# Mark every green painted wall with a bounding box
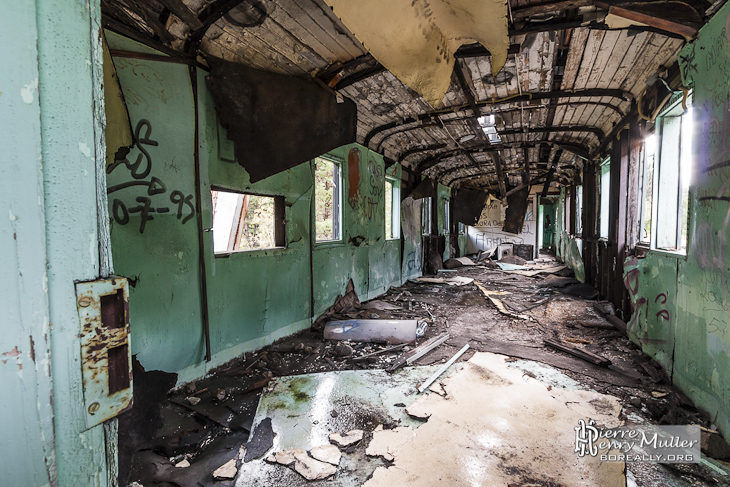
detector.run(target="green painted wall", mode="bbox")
[625,2,730,438]
[105,34,411,384]
[312,146,403,314]
[1,3,56,485]
[1,0,112,485]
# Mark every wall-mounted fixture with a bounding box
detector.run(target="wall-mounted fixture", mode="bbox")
[76,277,133,429]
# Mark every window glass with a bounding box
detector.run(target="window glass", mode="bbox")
[211,191,283,253]
[600,159,610,238]
[655,96,692,252]
[314,157,342,242]
[422,197,432,235]
[385,177,400,239]
[640,135,656,243]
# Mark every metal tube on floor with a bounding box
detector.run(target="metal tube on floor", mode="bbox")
[418,344,470,394]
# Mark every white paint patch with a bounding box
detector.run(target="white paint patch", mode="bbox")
[90,235,96,265]
[8,210,17,221]
[78,142,92,158]
[20,79,38,104]
[178,251,184,259]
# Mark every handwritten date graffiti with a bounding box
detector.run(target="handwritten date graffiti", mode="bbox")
[107,119,195,233]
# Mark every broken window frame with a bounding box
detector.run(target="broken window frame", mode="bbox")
[210,188,286,256]
[599,157,611,239]
[313,156,343,244]
[575,184,583,237]
[650,93,693,254]
[385,176,401,240]
[638,134,657,246]
[443,198,450,235]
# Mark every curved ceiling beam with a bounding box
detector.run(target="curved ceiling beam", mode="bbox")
[375,101,622,152]
[363,88,632,148]
[499,125,605,141]
[447,170,549,189]
[414,139,590,173]
[397,143,449,164]
[441,161,548,184]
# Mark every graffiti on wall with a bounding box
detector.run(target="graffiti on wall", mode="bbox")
[346,148,383,222]
[623,257,670,346]
[107,119,195,233]
[466,196,535,253]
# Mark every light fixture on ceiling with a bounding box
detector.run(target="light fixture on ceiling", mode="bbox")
[459,134,476,143]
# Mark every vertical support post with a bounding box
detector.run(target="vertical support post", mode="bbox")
[609,129,630,314]
[190,65,212,362]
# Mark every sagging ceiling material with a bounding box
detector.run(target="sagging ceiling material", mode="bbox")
[502,186,529,234]
[322,0,509,107]
[205,57,357,183]
[452,188,489,225]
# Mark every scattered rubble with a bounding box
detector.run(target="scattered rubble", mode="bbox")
[117,252,730,487]
[329,429,364,447]
[212,458,238,480]
[309,444,342,465]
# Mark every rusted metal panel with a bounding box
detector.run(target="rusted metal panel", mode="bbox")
[76,277,133,429]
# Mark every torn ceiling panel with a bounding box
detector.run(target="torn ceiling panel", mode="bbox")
[502,186,529,234]
[103,32,133,167]
[322,0,509,107]
[205,57,357,183]
[452,188,489,225]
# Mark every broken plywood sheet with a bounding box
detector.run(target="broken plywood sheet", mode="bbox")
[364,352,625,487]
[474,282,530,320]
[503,265,567,277]
[323,0,509,107]
[414,276,474,286]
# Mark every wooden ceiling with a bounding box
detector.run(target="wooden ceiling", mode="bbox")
[102,0,723,192]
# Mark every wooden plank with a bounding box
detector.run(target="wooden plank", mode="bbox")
[288,0,365,57]
[560,27,590,91]
[601,4,698,39]
[275,0,365,61]
[544,338,612,367]
[625,37,683,97]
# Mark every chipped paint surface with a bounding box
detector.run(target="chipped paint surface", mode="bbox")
[20,78,38,104]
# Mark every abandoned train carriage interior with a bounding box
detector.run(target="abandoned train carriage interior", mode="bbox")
[6,0,730,485]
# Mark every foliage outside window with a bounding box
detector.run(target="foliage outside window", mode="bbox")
[653,95,693,252]
[385,177,401,239]
[314,157,342,242]
[211,190,285,254]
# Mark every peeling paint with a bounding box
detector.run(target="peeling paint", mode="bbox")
[20,78,38,104]
[78,141,92,158]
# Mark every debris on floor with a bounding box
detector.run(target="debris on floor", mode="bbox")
[364,352,625,487]
[323,319,420,344]
[117,252,730,487]
[329,430,363,447]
